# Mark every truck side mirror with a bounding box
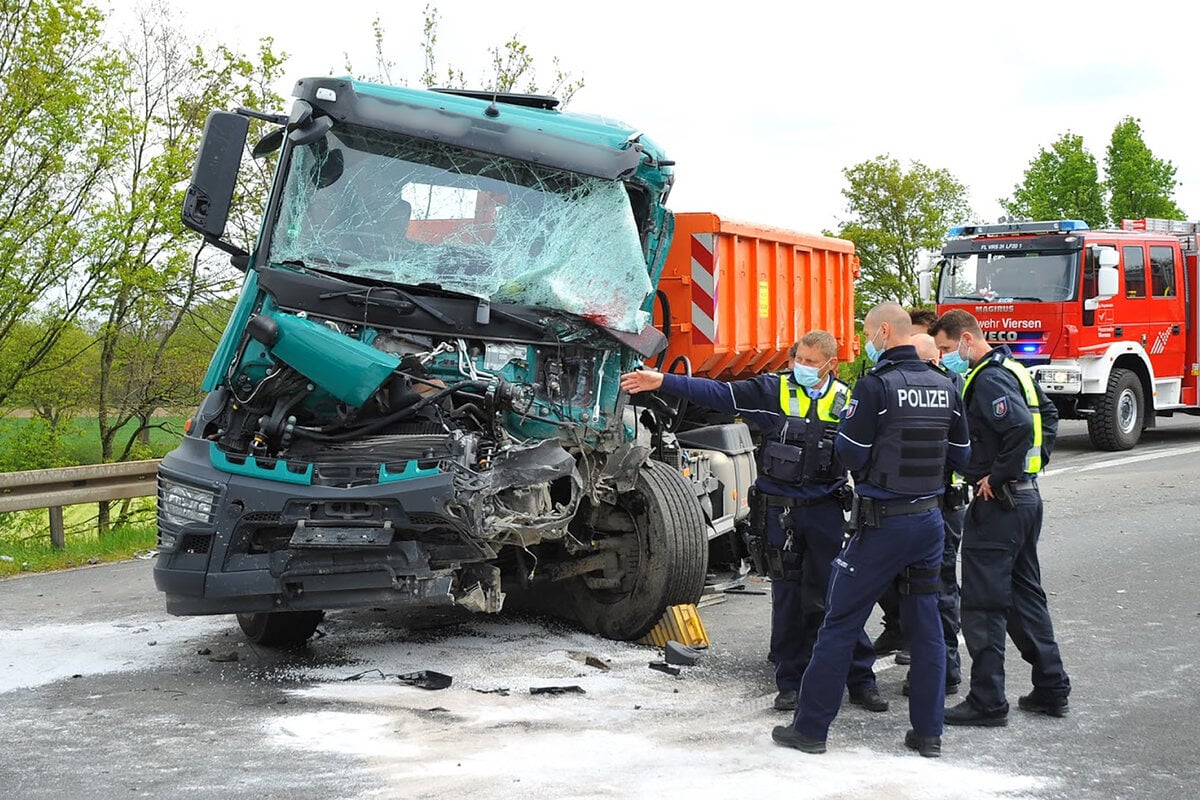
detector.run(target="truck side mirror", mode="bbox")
[182,111,249,257]
[1096,246,1119,269]
[1096,265,1118,299]
[918,270,932,302]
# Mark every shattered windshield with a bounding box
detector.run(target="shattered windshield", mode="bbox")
[939,251,1080,303]
[266,125,653,332]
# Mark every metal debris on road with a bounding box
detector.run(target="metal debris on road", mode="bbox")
[664,641,703,666]
[530,685,586,696]
[397,670,453,690]
[648,662,681,676]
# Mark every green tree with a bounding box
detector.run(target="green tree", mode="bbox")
[1001,132,1107,228]
[0,0,127,406]
[1,319,96,428]
[1105,116,1184,224]
[835,156,973,317]
[84,6,286,476]
[360,5,585,105]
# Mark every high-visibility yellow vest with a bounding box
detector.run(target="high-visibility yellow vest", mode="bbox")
[779,376,848,423]
[963,354,1043,474]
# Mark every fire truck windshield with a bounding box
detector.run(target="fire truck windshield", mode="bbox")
[938,250,1079,303]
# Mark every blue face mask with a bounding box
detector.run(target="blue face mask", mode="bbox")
[793,363,822,387]
[941,341,970,374]
[864,329,884,363]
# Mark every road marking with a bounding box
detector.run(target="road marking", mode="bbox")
[1043,444,1200,478]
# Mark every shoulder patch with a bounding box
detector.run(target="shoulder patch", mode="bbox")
[992,395,1008,418]
[842,398,858,419]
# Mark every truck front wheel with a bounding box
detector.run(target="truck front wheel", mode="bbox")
[1087,368,1144,451]
[236,610,325,647]
[569,460,708,641]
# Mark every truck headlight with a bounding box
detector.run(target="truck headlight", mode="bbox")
[1034,367,1082,393]
[157,478,217,527]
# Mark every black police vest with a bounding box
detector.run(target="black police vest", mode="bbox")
[759,378,849,485]
[861,363,955,495]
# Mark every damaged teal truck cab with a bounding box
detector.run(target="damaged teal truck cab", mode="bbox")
[154,76,722,645]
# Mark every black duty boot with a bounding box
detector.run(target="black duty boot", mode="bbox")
[773,690,797,711]
[1018,691,1069,717]
[944,699,1008,727]
[872,626,907,656]
[904,729,942,758]
[894,649,912,665]
[848,686,890,712]
[772,725,827,754]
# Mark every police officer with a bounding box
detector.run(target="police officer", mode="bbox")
[900,332,967,698]
[772,303,970,758]
[930,309,1070,726]
[873,309,942,662]
[619,331,885,714]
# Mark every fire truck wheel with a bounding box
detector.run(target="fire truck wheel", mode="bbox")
[567,459,709,641]
[236,610,325,647]
[1087,368,1144,451]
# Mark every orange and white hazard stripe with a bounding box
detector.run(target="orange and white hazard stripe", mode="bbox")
[691,233,717,344]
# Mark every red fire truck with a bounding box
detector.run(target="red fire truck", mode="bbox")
[923,217,1200,450]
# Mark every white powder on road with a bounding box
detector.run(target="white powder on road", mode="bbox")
[0,615,231,693]
[261,618,1050,800]
[0,611,1052,798]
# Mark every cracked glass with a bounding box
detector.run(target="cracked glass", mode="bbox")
[267,126,653,332]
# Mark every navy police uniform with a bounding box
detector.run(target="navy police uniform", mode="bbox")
[658,370,879,696]
[879,366,969,691]
[788,345,969,742]
[955,344,1070,716]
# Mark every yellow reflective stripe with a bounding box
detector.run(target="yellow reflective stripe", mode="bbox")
[1002,358,1043,474]
[780,375,804,417]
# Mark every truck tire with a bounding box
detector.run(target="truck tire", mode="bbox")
[1087,368,1144,451]
[236,610,325,647]
[570,460,708,641]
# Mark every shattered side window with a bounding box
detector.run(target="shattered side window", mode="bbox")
[268,126,653,332]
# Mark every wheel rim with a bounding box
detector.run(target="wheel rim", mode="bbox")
[1117,388,1138,434]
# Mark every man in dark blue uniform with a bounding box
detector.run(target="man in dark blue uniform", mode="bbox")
[619,330,885,714]
[931,309,1070,727]
[900,332,967,699]
[772,303,970,758]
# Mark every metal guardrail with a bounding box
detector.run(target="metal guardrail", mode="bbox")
[0,460,161,549]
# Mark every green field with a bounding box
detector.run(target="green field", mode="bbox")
[0,415,180,576]
[0,413,186,470]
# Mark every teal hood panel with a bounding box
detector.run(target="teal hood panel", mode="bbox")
[267,310,399,407]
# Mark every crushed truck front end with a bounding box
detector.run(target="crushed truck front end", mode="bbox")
[154,77,699,644]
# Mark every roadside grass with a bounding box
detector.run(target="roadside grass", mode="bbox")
[0,522,156,578]
[0,500,158,578]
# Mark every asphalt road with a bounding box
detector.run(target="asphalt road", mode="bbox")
[1,418,1198,799]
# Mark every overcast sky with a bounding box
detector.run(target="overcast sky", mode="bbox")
[115,0,1200,235]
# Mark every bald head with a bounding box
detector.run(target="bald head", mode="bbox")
[910,332,939,362]
[863,301,913,354]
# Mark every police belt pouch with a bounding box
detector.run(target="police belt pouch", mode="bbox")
[761,440,805,484]
[942,483,970,510]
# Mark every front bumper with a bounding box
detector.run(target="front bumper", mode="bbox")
[152,436,493,616]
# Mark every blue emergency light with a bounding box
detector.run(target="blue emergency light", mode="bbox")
[946,219,1089,238]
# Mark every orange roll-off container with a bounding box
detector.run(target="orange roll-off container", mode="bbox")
[652,212,860,381]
